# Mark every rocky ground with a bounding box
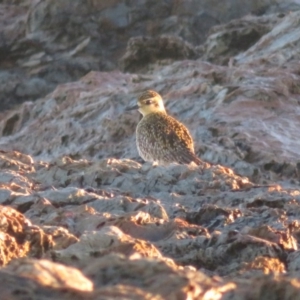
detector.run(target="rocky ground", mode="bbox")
[1,1,300,299]
[1,0,300,110]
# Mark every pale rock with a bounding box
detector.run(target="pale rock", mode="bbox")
[235,10,300,66]
[84,253,225,299]
[37,187,98,206]
[4,258,93,292]
[52,226,163,268]
[202,13,283,64]
[42,226,79,250]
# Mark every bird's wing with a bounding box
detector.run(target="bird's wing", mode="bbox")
[157,115,202,165]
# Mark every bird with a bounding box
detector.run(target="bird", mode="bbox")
[126,90,203,165]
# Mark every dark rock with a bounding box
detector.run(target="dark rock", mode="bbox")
[120,35,199,72]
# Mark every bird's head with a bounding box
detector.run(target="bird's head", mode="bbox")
[126,90,166,116]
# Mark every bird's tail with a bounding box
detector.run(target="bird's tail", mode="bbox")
[190,152,204,166]
[177,148,205,166]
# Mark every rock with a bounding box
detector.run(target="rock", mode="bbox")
[1,3,300,299]
[84,253,226,299]
[0,188,12,203]
[186,204,242,230]
[42,226,78,250]
[287,250,300,274]
[235,10,300,66]
[239,256,286,276]
[51,226,163,268]
[0,205,53,265]
[5,258,93,292]
[2,38,300,180]
[120,35,199,73]
[226,275,300,299]
[0,271,89,300]
[1,1,300,111]
[0,129,299,298]
[201,13,283,65]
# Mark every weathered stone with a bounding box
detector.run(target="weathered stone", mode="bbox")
[0,271,89,300]
[0,188,12,203]
[120,35,199,73]
[1,4,300,299]
[84,253,226,299]
[240,256,286,275]
[5,258,93,292]
[0,206,53,265]
[1,1,299,111]
[42,226,79,250]
[235,10,300,66]
[51,226,163,268]
[202,13,283,65]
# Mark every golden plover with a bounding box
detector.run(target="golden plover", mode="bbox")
[126,90,203,165]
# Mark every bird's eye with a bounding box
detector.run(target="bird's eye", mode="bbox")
[145,100,152,105]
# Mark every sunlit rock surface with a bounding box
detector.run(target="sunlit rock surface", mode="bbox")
[0,150,299,298]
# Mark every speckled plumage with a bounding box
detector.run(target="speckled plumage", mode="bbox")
[129,90,202,165]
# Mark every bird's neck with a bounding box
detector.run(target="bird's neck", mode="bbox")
[140,107,166,117]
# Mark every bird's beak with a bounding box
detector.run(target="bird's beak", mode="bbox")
[125,104,139,111]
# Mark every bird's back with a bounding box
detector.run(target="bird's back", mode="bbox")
[136,112,202,165]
